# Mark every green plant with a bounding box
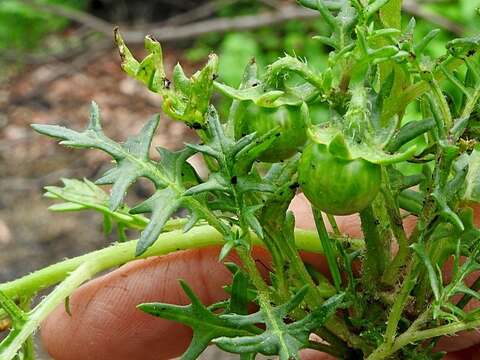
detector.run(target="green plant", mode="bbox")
[1,0,480,359]
[0,0,85,51]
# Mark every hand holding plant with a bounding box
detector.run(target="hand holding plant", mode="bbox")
[39,199,480,359]
[1,0,480,359]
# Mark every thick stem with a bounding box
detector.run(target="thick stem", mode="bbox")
[0,259,107,358]
[0,226,325,359]
[0,226,321,300]
[359,206,386,291]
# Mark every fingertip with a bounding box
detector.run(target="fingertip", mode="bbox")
[41,247,232,360]
[300,348,337,360]
[41,246,274,360]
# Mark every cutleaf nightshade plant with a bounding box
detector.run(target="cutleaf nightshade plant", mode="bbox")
[1,0,480,359]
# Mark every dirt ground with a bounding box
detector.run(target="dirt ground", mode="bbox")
[0,46,197,280]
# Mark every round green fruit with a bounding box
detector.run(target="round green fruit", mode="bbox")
[239,105,307,163]
[298,142,381,215]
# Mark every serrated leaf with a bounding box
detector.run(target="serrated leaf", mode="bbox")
[412,243,441,301]
[139,281,258,360]
[237,175,275,194]
[184,173,228,196]
[34,106,164,211]
[225,263,254,315]
[97,115,160,210]
[44,178,148,230]
[45,178,108,207]
[215,291,345,360]
[32,102,122,158]
[131,187,182,256]
[96,163,140,211]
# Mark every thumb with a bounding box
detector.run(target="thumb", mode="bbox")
[41,246,269,360]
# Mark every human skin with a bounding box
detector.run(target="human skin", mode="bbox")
[41,195,480,359]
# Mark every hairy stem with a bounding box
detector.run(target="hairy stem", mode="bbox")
[359,205,386,291]
[368,314,480,360]
[384,260,418,346]
[381,170,410,286]
[0,226,321,300]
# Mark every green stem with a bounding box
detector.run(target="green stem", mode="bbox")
[359,206,385,291]
[265,56,324,90]
[381,172,410,286]
[384,260,418,347]
[264,225,362,354]
[310,210,371,353]
[0,226,322,300]
[0,225,325,360]
[327,214,341,236]
[0,292,25,323]
[368,315,480,360]
[312,208,342,291]
[0,259,106,358]
[237,247,270,294]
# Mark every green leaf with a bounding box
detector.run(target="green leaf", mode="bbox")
[214,290,345,360]
[379,0,402,30]
[183,173,228,196]
[224,263,255,315]
[46,176,141,222]
[463,148,480,203]
[131,187,182,256]
[411,243,441,301]
[96,114,160,210]
[214,55,320,108]
[33,104,162,211]
[32,102,122,158]
[45,178,109,209]
[34,103,215,254]
[138,281,258,360]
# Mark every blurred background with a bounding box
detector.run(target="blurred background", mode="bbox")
[0,0,478,358]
